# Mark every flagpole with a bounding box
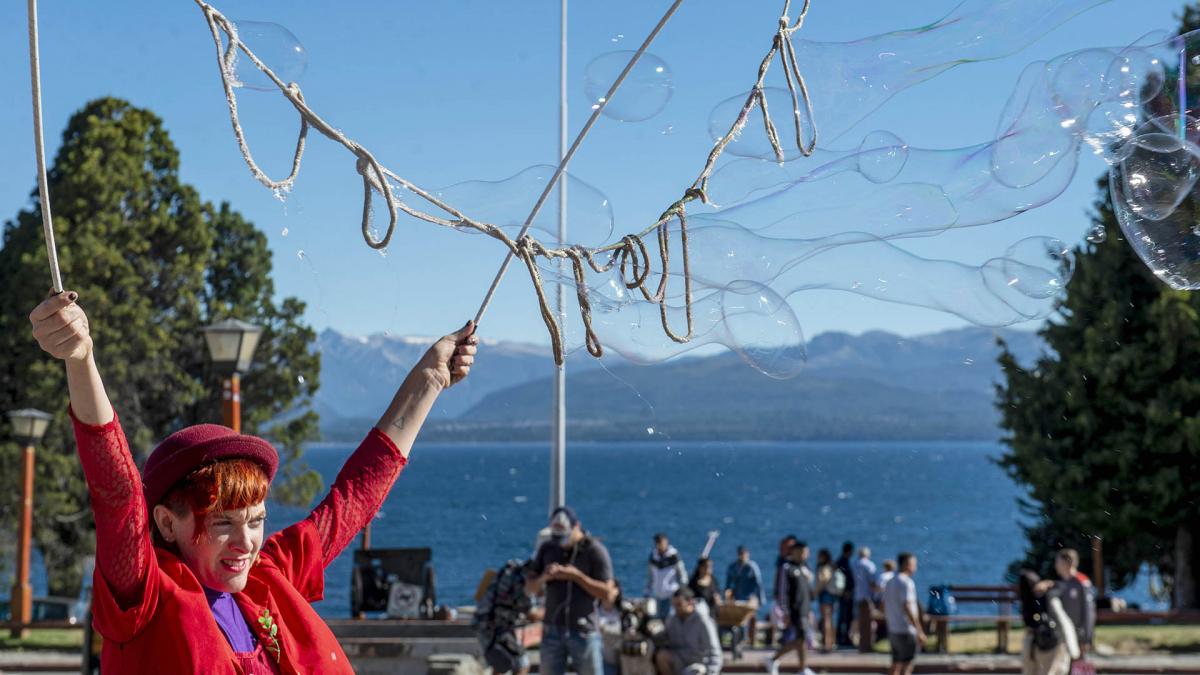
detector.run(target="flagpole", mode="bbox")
[550,0,568,515]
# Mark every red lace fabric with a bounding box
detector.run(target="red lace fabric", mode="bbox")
[71,410,408,609]
[70,409,150,608]
[306,427,407,567]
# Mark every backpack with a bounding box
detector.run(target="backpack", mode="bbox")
[474,560,532,631]
[832,569,847,596]
[926,585,957,615]
[474,560,533,673]
[1033,612,1060,651]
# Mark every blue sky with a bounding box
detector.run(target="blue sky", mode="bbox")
[0,0,1187,346]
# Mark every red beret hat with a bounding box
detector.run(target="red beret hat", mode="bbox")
[142,424,279,508]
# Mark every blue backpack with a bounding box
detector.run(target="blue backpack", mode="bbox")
[927,585,957,615]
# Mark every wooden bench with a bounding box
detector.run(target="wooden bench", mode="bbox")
[927,584,1018,653]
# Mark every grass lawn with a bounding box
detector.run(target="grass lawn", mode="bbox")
[878,624,1200,655]
[0,627,84,651]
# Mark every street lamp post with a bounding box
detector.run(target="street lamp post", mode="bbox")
[7,408,52,639]
[201,319,263,433]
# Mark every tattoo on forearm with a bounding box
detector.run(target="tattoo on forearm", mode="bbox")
[392,415,405,431]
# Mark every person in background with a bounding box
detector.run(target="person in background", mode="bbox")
[1051,549,1095,661]
[688,557,722,613]
[770,535,799,645]
[835,541,856,648]
[766,541,816,675]
[648,533,689,620]
[883,553,925,675]
[876,559,897,640]
[598,580,628,675]
[1018,569,1076,675]
[475,560,535,675]
[725,545,765,646]
[656,588,722,675]
[813,549,838,652]
[851,547,878,653]
[527,507,617,675]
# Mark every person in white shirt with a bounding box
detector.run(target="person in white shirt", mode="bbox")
[875,559,896,638]
[851,547,878,653]
[882,553,925,675]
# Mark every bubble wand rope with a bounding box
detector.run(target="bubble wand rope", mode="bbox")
[27,0,64,294]
[472,0,688,327]
[194,0,815,365]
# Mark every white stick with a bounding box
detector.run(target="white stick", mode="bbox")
[473,0,687,325]
[27,0,63,294]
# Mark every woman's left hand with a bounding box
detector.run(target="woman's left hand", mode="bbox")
[419,321,479,388]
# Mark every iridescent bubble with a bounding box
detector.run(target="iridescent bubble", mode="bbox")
[433,165,614,247]
[583,51,673,123]
[998,237,1074,299]
[708,87,814,161]
[230,20,308,91]
[1115,126,1200,221]
[571,279,805,379]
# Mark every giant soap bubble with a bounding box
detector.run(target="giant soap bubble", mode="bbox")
[563,278,806,379]
[584,51,674,122]
[433,165,615,247]
[228,20,308,91]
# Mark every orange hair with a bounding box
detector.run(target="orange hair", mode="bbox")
[154,458,269,545]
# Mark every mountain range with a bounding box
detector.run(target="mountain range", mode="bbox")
[314,326,1044,442]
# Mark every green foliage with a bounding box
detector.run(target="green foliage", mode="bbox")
[996,176,1200,607]
[0,98,321,595]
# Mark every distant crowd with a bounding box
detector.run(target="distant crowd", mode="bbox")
[474,507,1098,675]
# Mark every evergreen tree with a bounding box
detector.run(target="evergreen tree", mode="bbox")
[0,98,321,595]
[997,184,1200,608]
[998,5,1200,610]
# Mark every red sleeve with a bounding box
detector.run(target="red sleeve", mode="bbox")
[70,408,152,610]
[259,519,326,601]
[307,428,407,567]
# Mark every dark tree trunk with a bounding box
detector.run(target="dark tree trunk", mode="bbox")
[1175,523,1200,610]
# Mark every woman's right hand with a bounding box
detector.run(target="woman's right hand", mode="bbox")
[30,290,93,362]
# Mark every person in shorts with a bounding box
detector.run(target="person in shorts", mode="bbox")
[883,552,926,675]
[766,542,816,675]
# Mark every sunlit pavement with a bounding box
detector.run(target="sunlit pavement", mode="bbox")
[713,647,1200,674]
[6,648,1200,674]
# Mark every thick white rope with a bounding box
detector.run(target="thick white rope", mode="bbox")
[194,0,816,364]
[27,0,63,294]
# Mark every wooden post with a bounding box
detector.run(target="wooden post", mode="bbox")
[11,444,35,639]
[1093,537,1105,597]
[222,372,241,433]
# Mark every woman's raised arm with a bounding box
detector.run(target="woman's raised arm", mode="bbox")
[31,291,113,424]
[307,321,478,566]
[31,292,147,607]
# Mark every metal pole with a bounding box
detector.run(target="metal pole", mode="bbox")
[11,443,35,639]
[550,0,568,515]
[222,373,242,433]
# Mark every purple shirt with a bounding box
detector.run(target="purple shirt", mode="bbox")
[203,587,257,654]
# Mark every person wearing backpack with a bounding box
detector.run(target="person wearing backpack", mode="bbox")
[813,549,842,652]
[1018,570,1079,675]
[474,560,535,675]
[765,541,816,675]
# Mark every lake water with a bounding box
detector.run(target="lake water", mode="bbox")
[263,439,1159,617]
[29,439,1159,615]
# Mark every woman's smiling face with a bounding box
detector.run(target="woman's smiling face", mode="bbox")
[160,503,268,592]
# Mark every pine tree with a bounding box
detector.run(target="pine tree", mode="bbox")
[0,98,321,595]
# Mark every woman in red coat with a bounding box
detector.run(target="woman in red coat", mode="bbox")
[29,291,478,673]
